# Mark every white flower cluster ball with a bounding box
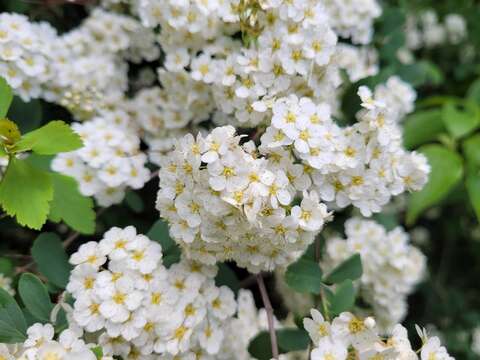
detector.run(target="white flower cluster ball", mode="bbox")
[52,117,150,206]
[303,309,454,360]
[261,80,428,217]
[323,217,426,329]
[156,125,332,272]
[323,0,382,44]
[0,272,14,296]
[405,10,467,51]
[336,44,379,83]
[0,9,159,113]
[220,289,281,360]
[0,13,52,101]
[371,76,417,122]
[4,323,100,360]
[67,226,237,359]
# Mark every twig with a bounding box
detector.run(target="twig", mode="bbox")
[256,273,279,359]
[149,170,159,181]
[239,274,257,288]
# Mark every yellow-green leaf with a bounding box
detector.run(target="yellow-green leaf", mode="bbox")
[0,77,13,118]
[14,121,83,155]
[49,174,95,234]
[0,157,53,229]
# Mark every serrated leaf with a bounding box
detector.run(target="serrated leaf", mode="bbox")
[403,109,445,149]
[31,233,72,289]
[49,174,95,234]
[285,258,322,294]
[323,254,362,285]
[326,279,356,316]
[406,145,463,225]
[442,102,479,139]
[466,174,480,222]
[14,120,83,155]
[0,288,27,343]
[18,273,54,323]
[0,77,13,118]
[0,157,53,229]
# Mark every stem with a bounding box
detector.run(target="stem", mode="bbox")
[256,273,279,359]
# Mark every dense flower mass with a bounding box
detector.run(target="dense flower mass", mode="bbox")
[323,218,426,329]
[156,125,332,272]
[303,310,454,360]
[67,226,237,358]
[52,118,150,206]
[0,323,100,359]
[1,0,469,357]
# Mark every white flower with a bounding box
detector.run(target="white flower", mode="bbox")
[303,309,332,346]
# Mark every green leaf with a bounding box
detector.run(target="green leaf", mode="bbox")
[147,220,180,268]
[403,109,445,149]
[0,157,53,229]
[14,120,83,155]
[18,273,54,323]
[406,145,464,225]
[372,213,398,231]
[467,78,480,105]
[285,258,322,294]
[7,97,42,133]
[0,287,27,343]
[125,190,144,213]
[466,174,480,222]
[0,258,13,277]
[215,263,240,295]
[323,254,362,285]
[326,279,356,316]
[31,233,72,289]
[277,328,310,352]
[0,77,13,118]
[463,134,480,169]
[248,329,310,360]
[397,61,443,87]
[442,102,480,139]
[49,174,95,234]
[92,346,104,359]
[248,331,274,360]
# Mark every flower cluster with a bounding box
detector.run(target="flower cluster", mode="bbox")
[261,79,428,217]
[156,125,332,272]
[52,117,150,206]
[220,289,280,359]
[67,226,237,358]
[405,11,467,51]
[323,217,426,329]
[0,13,51,101]
[323,0,382,44]
[0,9,158,114]
[304,310,454,360]
[0,323,101,360]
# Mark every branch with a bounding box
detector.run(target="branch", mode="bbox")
[256,273,279,359]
